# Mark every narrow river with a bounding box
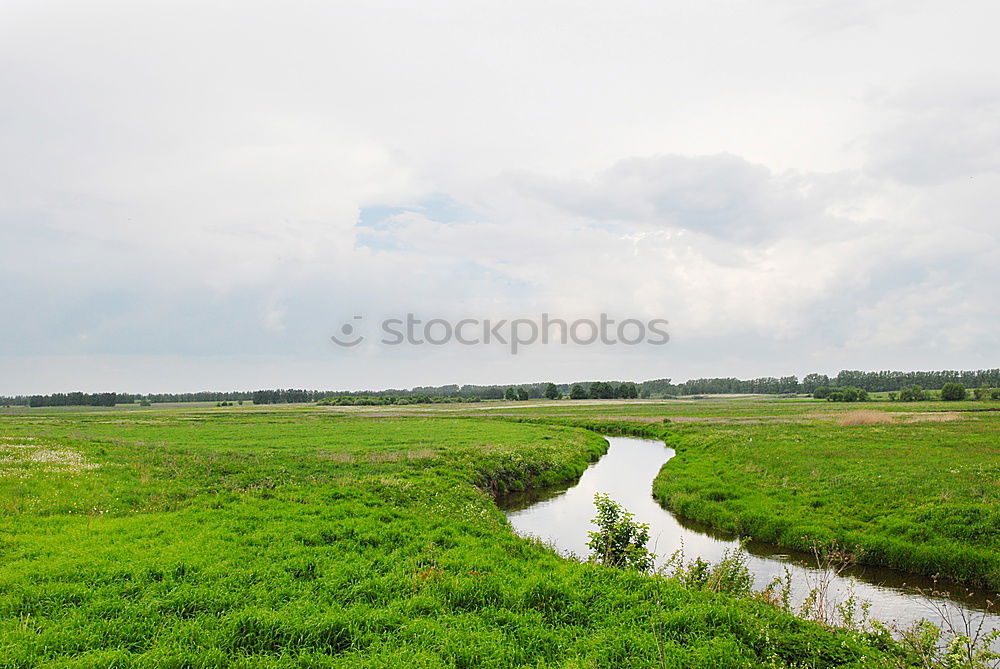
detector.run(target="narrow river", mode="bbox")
[500,436,999,640]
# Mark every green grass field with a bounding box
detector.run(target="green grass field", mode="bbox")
[3,399,999,666]
[0,408,907,668]
[651,411,1000,590]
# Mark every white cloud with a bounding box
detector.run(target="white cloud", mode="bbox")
[1,0,998,393]
[865,81,1000,185]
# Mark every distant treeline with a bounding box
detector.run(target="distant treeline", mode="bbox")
[250,389,329,405]
[19,392,120,408]
[821,369,1000,392]
[0,390,255,407]
[673,369,1000,395]
[673,376,802,395]
[3,368,997,407]
[317,395,474,406]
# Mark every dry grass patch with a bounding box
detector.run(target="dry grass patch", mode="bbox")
[317,451,355,463]
[367,449,437,463]
[836,410,895,426]
[899,412,964,424]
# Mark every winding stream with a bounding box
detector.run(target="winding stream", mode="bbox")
[500,436,998,639]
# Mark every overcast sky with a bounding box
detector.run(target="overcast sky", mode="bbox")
[2,0,998,394]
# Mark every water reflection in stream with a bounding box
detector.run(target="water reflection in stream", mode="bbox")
[500,436,998,639]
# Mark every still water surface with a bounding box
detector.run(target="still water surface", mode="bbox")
[500,436,998,638]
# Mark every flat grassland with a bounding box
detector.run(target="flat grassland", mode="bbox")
[0,409,898,668]
[653,414,1000,590]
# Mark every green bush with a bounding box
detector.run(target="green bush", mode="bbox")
[940,383,966,401]
[825,387,868,402]
[586,493,654,572]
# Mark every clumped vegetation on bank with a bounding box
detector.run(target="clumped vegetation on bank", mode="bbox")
[0,409,910,667]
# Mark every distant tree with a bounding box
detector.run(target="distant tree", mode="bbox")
[940,383,966,401]
[516,387,529,401]
[589,382,615,400]
[638,378,673,398]
[812,386,833,400]
[777,376,801,393]
[569,384,588,400]
[617,382,639,399]
[899,386,926,402]
[504,387,517,401]
[544,383,560,400]
[802,373,831,394]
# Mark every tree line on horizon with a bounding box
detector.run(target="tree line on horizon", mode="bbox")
[17,392,120,408]
[3,368,998,407]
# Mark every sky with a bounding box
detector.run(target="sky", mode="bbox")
[1,0,998,394]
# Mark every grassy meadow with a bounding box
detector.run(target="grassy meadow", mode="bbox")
[0,408,906,668]
[0,397,997,666]
[651,411,1000,590]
